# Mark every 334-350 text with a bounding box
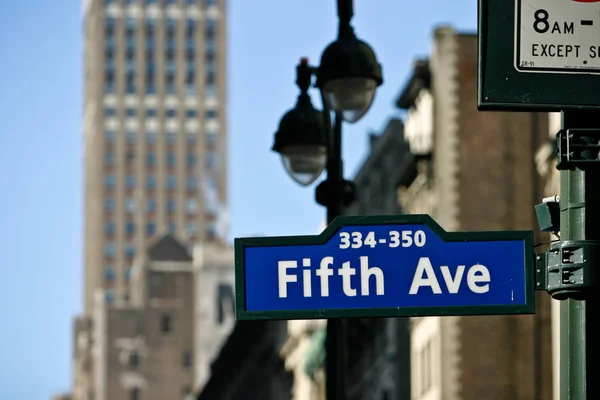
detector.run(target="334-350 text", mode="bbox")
[339,230,426,249]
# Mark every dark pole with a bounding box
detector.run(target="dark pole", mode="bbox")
[321,90,346,399]
[559,110,600,399]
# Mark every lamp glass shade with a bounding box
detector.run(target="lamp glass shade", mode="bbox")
[280,144,327,186]
[323,77,377,123]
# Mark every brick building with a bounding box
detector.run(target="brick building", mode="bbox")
[397,26,553,400]
[72,235,234,400]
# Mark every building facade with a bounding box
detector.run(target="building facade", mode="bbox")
[82,0,228,313]
[397,27,553,400]
[197,321,293,400]
[72,235,235,400]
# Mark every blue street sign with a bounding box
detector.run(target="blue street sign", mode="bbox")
[234,215,536,320]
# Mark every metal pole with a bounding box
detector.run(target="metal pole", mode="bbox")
[323,106,346,400]
[559,110,600,400]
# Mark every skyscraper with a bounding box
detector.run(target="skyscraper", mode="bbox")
[82,0,227,313]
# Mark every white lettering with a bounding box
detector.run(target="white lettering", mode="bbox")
[440,265,465,294]
[409,257,442,295]
[316,256,334,297]
[302,258,312,297]
[467,264,491,294]
[278,261,297,298]
[360,256,385,296]
[338,261,357,297]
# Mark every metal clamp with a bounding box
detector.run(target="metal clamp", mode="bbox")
[556,128,600,170]
[544,240,600,300]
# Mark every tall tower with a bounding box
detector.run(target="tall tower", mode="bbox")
[82,0,227,312]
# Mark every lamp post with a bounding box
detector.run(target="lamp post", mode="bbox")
[272,1,383,398]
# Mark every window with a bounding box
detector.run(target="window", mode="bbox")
[147,131,157,144]
[216,284,234,324]
[186,0,195,5]
[105,107,117,117]
[186,133,196,145]
[205,0,216,6]
[126,17,137,31]
[146,108,157,117]
[105,220,116,235]
[182,350,192,368]
[205,18,216,37]
[186,221,197,236]
[206,153,218,169]
[418,340,433,396]
[205,83,217,98]
[186,109,197,118]
[146,176,156,190]
[125,198,136,213]
[160,314,172,333]
[167,152,176,167]
[129,388,140,400]
[166,132,177,145]
[146,153,156,167]
[186,154,196,167]
[106,130,117,143]
[167,199,176,213]
[146,81,156,94]
[186,19,196,35]
[126,243,136,258]
[125,267,133,282]
[186,198,197,214]
[147,221,156,236]
[105,153,115,167]
[146,198,156,211]
[146,0,156,4]
[166,109,177,118]
[105,175,116,189]
[206,131,218,147]
[105,266,116,283]
[126,74,136,94]
[126,175,136,189]
[186,176,196,190]
[166,74,176,94]
[126,221,135,235]
[206,221,217,239]
[167,175,176,189]
[126,59,136,74]
[105,243,117,258]
[206,109,218,119]
[168,221,176,233]
[205,38,216,55]
[106,290,116,303]
[126,131,136,144]
[129,352,140,368]
[105,78,116,94]
[126,0,136,5]
[186,83,196,96]
[105,198,116,212]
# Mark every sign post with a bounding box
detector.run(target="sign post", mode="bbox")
[480,0,600,398]
[234,215,536,321]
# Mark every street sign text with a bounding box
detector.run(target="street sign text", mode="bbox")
[516,0,600,74]
[234,215,535,320]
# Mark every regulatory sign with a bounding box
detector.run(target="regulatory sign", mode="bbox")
[516,0,600,74]
[234,215,535,320]
[478,0,600,110]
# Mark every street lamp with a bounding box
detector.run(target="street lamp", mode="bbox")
[315,0,383,123]
[273,59,328,186]
[271,1,383,399]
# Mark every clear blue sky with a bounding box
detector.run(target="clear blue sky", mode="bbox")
[0,1,476,398]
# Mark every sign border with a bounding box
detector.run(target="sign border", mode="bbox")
[514,0,600,75]
[234,214,536,321]
[478,0,600,111]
